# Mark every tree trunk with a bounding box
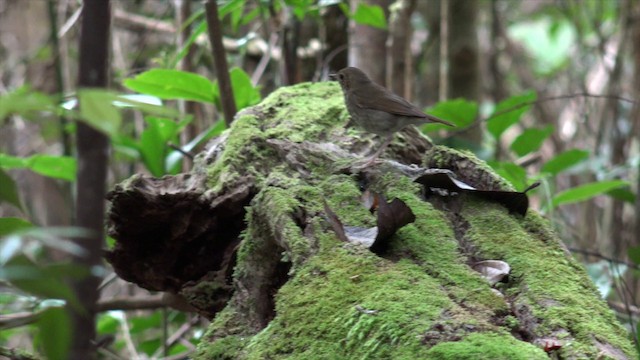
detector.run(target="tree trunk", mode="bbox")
[72,1,111,359]
[448,0,482,146]
[106,82,636,359]
[348,0,392,85]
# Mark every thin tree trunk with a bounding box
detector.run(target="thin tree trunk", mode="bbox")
[204,0,236,126]
[448,0,481,145]
[348,0,392,85]
[386,0,416,99]
[71,0,111,358]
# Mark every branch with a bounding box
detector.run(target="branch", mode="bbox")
[204,0,236,126]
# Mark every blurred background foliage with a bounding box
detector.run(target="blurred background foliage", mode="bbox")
[0,0,638,358]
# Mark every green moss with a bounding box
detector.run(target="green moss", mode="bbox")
[243,232,453,359]
[195,82,637,359]
[463,199,636,358]
[425,332,547,359]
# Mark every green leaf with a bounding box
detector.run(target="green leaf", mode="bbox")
[229,67,262,110]
[37,307,71,360]
[552,180,628,207]
[541,149,589,175]
[352,3,387,29]
[0,168,23,210]
[139,117,180,176]
[423,98,478,131]
[0,217,32,237]
[114,94,181,118]
[97,313,120,335]
[487,91,537,139]
[123,69,217,103]
[29,155,77,181]
[607,187,636,204]
[510,125,554,157]
[488,161,528,191]
[78,89,122,136]
[0,154,76,181]
[0,86,55,122]
[628,246,640,265]
[2,255,82,309]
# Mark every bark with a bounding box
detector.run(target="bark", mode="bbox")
[386,0,416,99]
[106,82,636,359]
[348,0,392,85]
[447,0,482,145]
[72,1,111,359]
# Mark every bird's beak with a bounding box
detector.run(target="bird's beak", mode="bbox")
[329,73,338,80]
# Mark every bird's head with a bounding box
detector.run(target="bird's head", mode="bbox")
[329,67,372,92]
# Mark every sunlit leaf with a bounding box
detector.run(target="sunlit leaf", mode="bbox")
[424,98,478,131]
[510,125,554,157]
[0,86,55,122]
[352,3,387,29]
[488,161,528,192]
[541,149,589,175]
[37,307,71,360]
[229,67,261,110]
[487,91,537,140]
[124,69,217,103]
[0,154,76,181]
[552,180,628,207]
[78,89,122,136]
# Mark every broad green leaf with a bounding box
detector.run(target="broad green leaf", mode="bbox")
[607,187,636,204]
[0,86,55,122]
[552,180,628,207]
[114,95,181,118]
[0,168,22,210]
[78,89,122,136]
[0,217,32,237]
[423,98,478,131]
[139,117,180,176]
[352,3,387,29]
[2,255,82,309]
[487,91,537,139]
[488,161,528,191]
[37,307,71,360]
[0,154,76,181]
[229,67,262,110]
[130,312,162,334]
[29,155,76,181]
[97,314,120,335]
[510,125,554,157]
[124,69,217,103]
[541,149,589,175]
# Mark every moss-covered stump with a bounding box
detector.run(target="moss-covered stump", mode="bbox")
[106,81,636,359]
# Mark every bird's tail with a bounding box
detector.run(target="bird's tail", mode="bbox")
[424,113,455,127]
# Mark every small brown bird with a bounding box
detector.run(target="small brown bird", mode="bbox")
[330,67,454,162]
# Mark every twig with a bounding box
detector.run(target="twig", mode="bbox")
[568,247,640,270]
[204,0,236,126]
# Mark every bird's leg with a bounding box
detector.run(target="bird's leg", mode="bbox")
[361,135,393,166]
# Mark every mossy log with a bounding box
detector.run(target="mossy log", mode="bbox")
[106,82,637,359]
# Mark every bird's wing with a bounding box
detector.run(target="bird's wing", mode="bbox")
[353,83,453,126]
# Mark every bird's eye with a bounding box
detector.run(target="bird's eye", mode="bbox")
[339,74,344,80]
